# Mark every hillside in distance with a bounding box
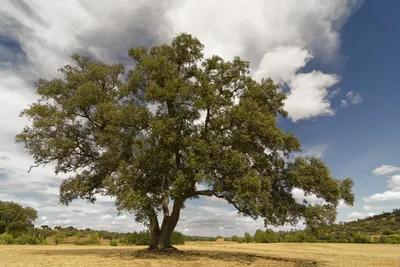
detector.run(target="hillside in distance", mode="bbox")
[332,209,400,236]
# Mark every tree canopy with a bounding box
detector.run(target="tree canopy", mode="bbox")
[16,33,354,249]
[0,201,37,237]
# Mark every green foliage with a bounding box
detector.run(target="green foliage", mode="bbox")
[170,231,185,245]
[265,229,277,243]
[16,235,43,245]
[0,233,43,245]
[231,235,239,242]
[253,229,277,243]
[88,232,100,244]
[351,232,372,243]
[0,233,15,244]
[110,239,118,246]
[244,232,253,243]
[16,33,354,248]
[0,220,6,234]
[6,221,30,238]
[0,201,37,236]
[253,229,266,243]
[53,232,65,245]
[134,231,151,246]
[389,234,400,244]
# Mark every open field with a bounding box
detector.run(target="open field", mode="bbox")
[1,243,400,267]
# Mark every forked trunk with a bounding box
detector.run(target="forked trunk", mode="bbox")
[148,199,182,250]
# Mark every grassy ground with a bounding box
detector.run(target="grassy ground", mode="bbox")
[0,242,400,267]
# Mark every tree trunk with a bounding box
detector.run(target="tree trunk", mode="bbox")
[148,207,160,250]
[148,199,183,250]
[157,217,179,250]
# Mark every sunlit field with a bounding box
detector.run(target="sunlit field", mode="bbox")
[1,242,400,267]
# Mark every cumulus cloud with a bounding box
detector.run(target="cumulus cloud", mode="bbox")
[341,91,363,107]
[167,0,360,122]
[0,0,363,234]
[372,165,400,176]
[364,173,400,202]
[284,71,339,122]
[253,46,312,84]
[364,191,400,203]
[291,189,351,208]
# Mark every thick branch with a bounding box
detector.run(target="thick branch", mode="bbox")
[149,207,160,234]
[162,197,169,217]
[194,190,214,196]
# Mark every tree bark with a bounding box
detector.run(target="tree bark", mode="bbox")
[148,208,160,250]
[148,199,183,250]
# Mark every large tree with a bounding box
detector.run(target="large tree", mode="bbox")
[16,33,354,250]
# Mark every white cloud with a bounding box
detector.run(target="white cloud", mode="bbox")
[183,228,190,233]
[115,214,127,221]
[341,91,363,107]
[372,165,400,176]
[253,46,312,84]
[292,188,326,206]
[101,215,113,220]
[0,0,363,235]
[348,211,364,219]
[367,212,374,217]
[195,182,209,191]
[53,219,72,225]
[364,173,400,203]
[364,191,400,203]
[338,199,352,209]
[41,216,47,221]
[389,175,400,188]
[363,205,388,211]
[284,70,339,122]
[166,0,361,122]
[295,144,328,158]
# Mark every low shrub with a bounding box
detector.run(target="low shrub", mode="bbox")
[110,239,118,246]
[170,231,185,245]
[0,233,15,244]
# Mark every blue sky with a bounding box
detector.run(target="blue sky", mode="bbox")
[0,0,399,236]
[282,0,400,220]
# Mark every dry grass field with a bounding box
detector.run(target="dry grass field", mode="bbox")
[0,242,399,267]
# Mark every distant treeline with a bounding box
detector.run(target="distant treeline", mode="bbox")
[1,200,400,245]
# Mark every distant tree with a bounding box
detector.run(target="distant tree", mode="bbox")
[88,232,100,244]
[244,232,253,243]
[41,225,50,230]
[254,229,267,243]
[53,232,65,245]
[16,33,354,250]
[264,229,277,243]
[231,235,239,242]
[170,231,185,245]
[0,201,37,236]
